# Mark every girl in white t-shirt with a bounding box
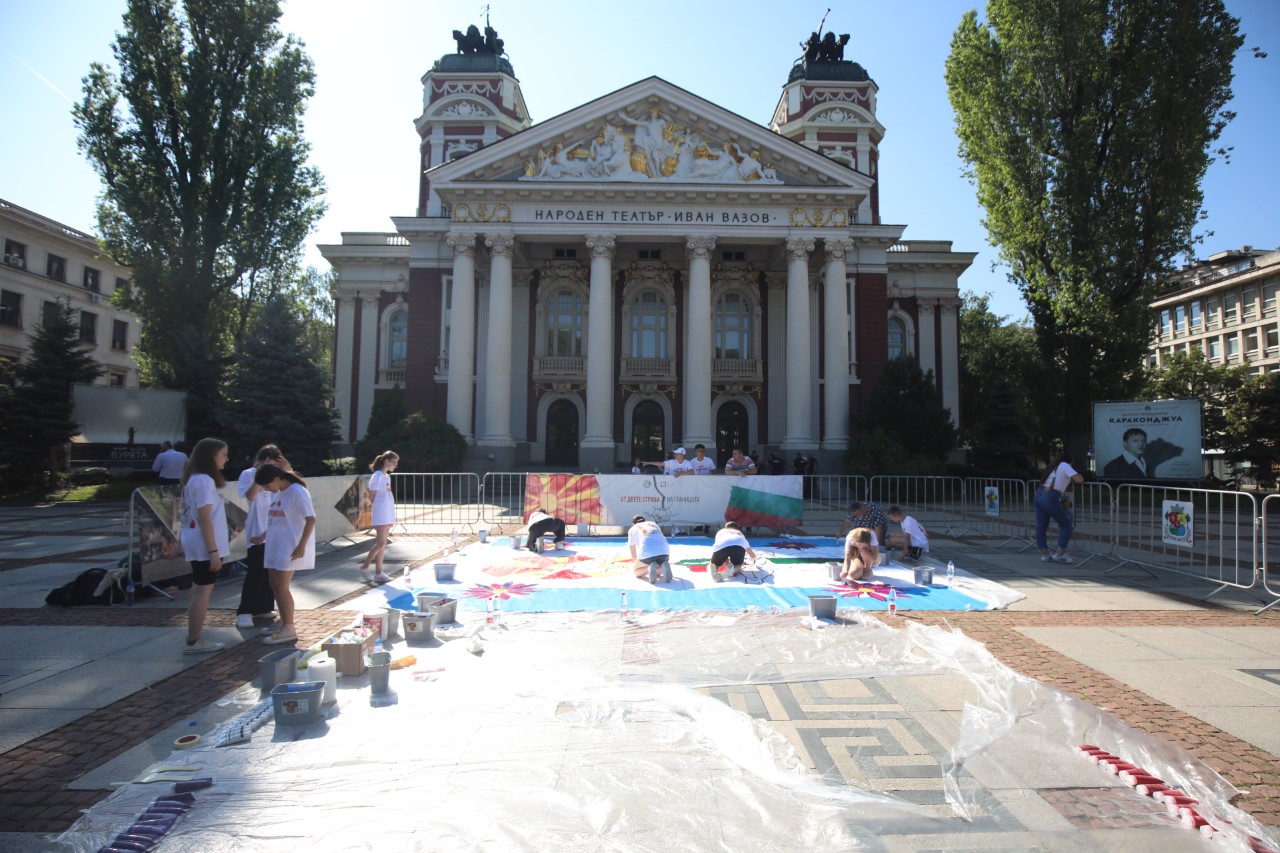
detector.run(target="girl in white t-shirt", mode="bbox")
[255,464,317,645]
[359,450,398,585]
[842,527,880,583]
[179,438,231,655]
[1036,452,1085,563]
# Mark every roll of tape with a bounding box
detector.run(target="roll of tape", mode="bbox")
[174,734,200,750]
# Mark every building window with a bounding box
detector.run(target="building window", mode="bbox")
[387,308,407,368]
[112,319,128,352]
[3,239,26,268]
[1189,300,1202,328]
[1160,309,1171,336]
[630,291,668,358]
[1224,292,1238,322]
[109,372,126,388]
[42,300,60,327]
[79,311,97,345]
[638,249,662,260]
[0,290,20,328]
[47,254,66,282]
[720,250,745,262]
[888,317,907,360]
[1243,286,1257,320]
[83,267,101,293]
[545,289,584,356]
[1261,283,1276,317]
[1226,333,1239,359]
[1266,325,1279,355]
[552,248,578,260]
[1174,304,1186,333]
[1206,296,1219,327]
[713,291,751,359]
[115,276,130,296]
[1207,338,1221,361]
[1246,328,1259,355]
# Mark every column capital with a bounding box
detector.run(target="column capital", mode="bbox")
[585,234,616,259]
[334,293,356,308]
[824,238,854,261]
[785,237,815,260]
[685,236,717,260]
[484,233,515,257]
[918,298,937,315]
[447,231,478,257]
[939,298,961,315]
[360,293,382,308]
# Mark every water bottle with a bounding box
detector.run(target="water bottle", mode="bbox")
[451,528,459,547]
[492,596,502,626]
[374,637,384,656]
[946,561,956,583]
[124,578,135,607]
[887,587,898,616]
[620,591,628,621]
[486,598,495,625]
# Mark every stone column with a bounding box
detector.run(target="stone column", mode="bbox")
[333,294,356,441]
[357,293,381,440]
[684,236,716,449]
[582,235,616,465]
[917,299,937,379]
[784,238,815,448]
[939,298,960,428]
[822,239,853,450]
[479,233,515,448]
[445,232,477,442]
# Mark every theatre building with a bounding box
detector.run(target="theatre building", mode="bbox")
[320,27,975,473]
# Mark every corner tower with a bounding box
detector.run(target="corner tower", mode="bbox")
[770,31,884,225]
[415,21,531,217]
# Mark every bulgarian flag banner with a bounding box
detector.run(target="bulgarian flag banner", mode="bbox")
[724,478,804,528]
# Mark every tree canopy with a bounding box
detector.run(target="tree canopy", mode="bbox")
[945,0,1244,461]
[74,0,325,436]
[1138,349,1249,451]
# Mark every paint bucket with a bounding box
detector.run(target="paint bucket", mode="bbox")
[478,529,488,543]
[384,607,401,638]
[827,561,842,581]
[271,681,324,725]
[306,655,337,704]
[807,595,838,620]
[259,648,301,692]
[368,651,392,694]
[424,596,458,624]
[511,536,521,550]
[433,562,456,583]
[362,608,390,640]
[402,611,436,646]
[912,566,934,586]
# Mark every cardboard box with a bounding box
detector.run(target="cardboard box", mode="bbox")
[321,633,376,676]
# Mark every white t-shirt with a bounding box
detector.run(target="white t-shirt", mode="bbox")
[180,474,229,561]
[628,521,669,561]
[528,509,552,526]
[712,528,750,550]
[899,516,929,551]
[689,456,717,475]
[844,529,879,549]
[369,469,395,526]
[663,458,694,477]
[238,467,270,542]
[1045,461,1080,493]
[265,482,317,571]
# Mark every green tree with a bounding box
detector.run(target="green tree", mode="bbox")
[74,0,326,436]
[945,0,1244,462]
[353,385,408,467]
[361,411,467,474]
[846,357,955,475]
[0,301,103,488]
[1222,372,1280,489]
[959,292,1046,457]
[968,377,1035,478]
[1138,349,1249,452]
[220,295,337,474]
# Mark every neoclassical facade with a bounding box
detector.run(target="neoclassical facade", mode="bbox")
[320,31,974,472]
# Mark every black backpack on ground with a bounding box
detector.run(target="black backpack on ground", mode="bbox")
[44,567,126,607]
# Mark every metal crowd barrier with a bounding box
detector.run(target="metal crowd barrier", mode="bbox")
[391,473,482,532]
[802,475,868,534]
[1260,494,1280,614]
[955,477,1032,547]
[1111,485,1259,602]
[867,476,966,537]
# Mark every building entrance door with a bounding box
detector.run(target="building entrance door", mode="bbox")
[715,402,749,468]
[630,400,664,463]
[546,399,579,468]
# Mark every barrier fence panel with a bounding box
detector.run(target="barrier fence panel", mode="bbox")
[1022,479,1117,565]
[391,473,482,531]
[802,475,867,534]
[1112,485,1258,599]
[867,476,966,537]
[1260,494,1280,614]
[480,473,529,529]
[956,477,1033,546]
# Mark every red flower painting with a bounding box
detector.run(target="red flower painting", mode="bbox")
[826,582,910,603]
[463,582,539,601]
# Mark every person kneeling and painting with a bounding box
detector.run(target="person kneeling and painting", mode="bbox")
[525,508,567,552]
[627,515,671,583]
[842,527,880,583]
[707,522,758,582]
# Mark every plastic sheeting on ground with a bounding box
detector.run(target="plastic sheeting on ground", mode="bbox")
[52,612,1276,852]
[348,536,1025,614]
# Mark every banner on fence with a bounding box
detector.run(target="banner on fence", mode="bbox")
[1161,500,1194,547]
[1092,399,1203,480]
[521,474,804,527]
[983,486,1000,517]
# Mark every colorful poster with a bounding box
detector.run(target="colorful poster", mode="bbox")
[983,486,1000,517]
[1092,399,1203,480]
[524,474,806,527]
[1161,500,1194,547]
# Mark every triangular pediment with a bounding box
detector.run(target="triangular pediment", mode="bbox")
[428,77,869,195]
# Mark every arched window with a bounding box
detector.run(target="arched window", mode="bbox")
[545,288,584,356]
[630,291,667,358]
[388,308,408,368]
[887,316,907,361]
[713,292,751,359]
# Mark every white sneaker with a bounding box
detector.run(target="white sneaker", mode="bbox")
[1055,554,1073,564]
[183,638,225,655]
[235,614,254,629]
[1040,554,1052,562]
[373,572,393,584]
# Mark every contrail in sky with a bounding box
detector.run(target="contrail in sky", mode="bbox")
[18,57,72,103]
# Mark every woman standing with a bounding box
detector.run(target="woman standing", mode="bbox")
[179,438,231,654]
[359,450,398,585]
[234,444,287,628]
[256,464,317,645]
[1036,452,1085,563]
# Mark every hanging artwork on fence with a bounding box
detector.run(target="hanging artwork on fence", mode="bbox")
[1161,500,1194,547]
[983,486,1000,517]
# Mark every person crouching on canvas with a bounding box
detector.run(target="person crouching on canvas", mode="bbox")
[842,527,880,583]
[707,521,758,582]
[525,508,566,552]
[628,515,671,583]
[885,506,929,561]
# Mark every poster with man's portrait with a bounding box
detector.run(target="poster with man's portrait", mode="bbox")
[1091,399,1203,481]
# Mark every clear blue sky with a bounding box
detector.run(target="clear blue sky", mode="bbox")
[2,0,1276,322]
